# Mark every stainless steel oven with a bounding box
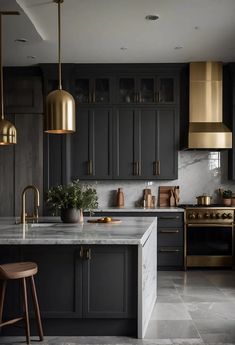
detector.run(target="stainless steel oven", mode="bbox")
[184,207,234,268]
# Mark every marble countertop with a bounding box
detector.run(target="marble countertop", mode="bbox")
[0,217,157,246]
[90,207,184,212]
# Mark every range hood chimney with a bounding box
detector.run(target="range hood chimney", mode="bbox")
[188,62,232,149]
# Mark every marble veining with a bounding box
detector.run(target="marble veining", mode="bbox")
[0,217,157,246]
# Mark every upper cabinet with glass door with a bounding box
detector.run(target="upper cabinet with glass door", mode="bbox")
[117,75,177,104]
[75,77,113,104]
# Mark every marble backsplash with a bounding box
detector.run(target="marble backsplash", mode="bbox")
[87,151,235,208]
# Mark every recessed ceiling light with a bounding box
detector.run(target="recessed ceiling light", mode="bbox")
[27,55,36,59]
[145,15,159,21]
[15,38,28,43]
[194,26,200,30]
[120,47,127,51]
[174,46,183,50]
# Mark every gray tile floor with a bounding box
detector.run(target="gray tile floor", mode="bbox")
[1,270,235,345]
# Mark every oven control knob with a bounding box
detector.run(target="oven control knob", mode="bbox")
[222,213,228,219]
[210,213,216,219]
[197,213,203,219]
[227,213,233,219]
[204,213,210,219]
[188,213,196,219]
[216,213,221,219]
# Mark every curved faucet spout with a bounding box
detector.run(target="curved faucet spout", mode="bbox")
[21,185,40,224]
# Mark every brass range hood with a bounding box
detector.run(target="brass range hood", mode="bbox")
[188,62,232,149]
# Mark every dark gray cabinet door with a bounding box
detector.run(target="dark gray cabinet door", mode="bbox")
[0,114,43,217]
[4,76,43,114]
[157,108,179,179]
[113,107,178,180]
[71,107,112,179]
[113,107,138,179]
[82,245,137,318]
[21,245,83,318]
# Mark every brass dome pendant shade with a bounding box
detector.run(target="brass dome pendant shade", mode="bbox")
[45,0,75,134]
[0,12,19,145]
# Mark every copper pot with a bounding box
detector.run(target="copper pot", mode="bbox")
[196,195,212,205]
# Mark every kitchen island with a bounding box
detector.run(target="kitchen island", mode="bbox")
[0,217,157,339]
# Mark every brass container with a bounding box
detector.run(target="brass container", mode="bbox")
[196,195,212,205]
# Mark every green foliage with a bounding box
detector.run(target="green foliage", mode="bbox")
[223,189,232,199]
[46,179,98,211]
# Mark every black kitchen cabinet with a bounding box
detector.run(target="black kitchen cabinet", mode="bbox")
[157,212,184,269]
[82,245,136,318]
[4,75,43,114]
[117,75,177,104]
[0,113,43,217]
[89,211,184,269]
[75,77,113,104]
[227,63,235,180]
[71,107,113,180]
[113,106,178,180]
[0,244,137,335]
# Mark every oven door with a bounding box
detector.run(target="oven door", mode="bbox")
[186,224,234,267]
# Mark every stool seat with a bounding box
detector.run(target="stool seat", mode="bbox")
[0,261,43,344]
[0,262,38,280]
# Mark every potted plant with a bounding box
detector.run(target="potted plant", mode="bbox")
[222,190,232,206]
[46,179,98,223]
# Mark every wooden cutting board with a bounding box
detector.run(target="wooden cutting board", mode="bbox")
[158,186,179,207]
[87,219,122,224]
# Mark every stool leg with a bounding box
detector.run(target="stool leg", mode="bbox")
[30,276,43,341]
[0,280,6,326]
[22,278,30,345]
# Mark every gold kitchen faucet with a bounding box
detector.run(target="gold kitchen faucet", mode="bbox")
[21,185,40,224]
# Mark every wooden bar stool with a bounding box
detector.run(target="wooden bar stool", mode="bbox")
[0,262,44,344]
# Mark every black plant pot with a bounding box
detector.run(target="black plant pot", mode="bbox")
[60,208,79,223]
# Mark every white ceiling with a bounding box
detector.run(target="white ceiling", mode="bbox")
[1,0,235,66]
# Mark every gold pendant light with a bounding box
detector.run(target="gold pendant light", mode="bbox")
[44,0,75,134]
[0,12,19,145]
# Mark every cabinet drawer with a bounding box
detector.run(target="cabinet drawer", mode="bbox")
[157,212,184,227]
[158,228,183,246]
[157,246,183,267]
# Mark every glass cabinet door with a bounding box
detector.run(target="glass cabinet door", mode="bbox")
[139,78,154,103]
[94,78,110,103]
[158,78,174,103]
[118,78,135,103]
[75,79,90,103]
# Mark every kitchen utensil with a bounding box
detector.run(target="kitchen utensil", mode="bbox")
[169,189,175,206]
[173,186,180,206]
[196,195,212,205]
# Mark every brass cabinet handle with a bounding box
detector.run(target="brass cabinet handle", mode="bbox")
[159,248,180,253]
[155,91,160,102]
[79,246,91,260]
[87,160,93,175]
[89,93,92,103]
[139,91,142,103]
[79,246,84,258]
[92,91,95,103]
[85,248,91,260]
[154,160,160,175]
[137,161,141,176]
[157,160,160,175]
[133,161,138,175]
[159,229,179,233]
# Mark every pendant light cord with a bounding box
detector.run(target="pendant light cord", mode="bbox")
[0,14,4,120]
[58,1,62,90]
